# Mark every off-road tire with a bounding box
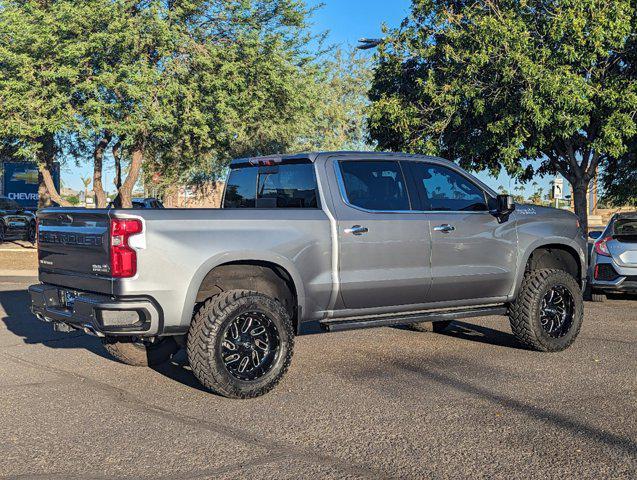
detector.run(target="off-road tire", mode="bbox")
[590,291,607,303]
[102,337,179,367]
[409,320,452,333]
[509,269,583,352]
[27,221,36,243]
[187,289,294,399]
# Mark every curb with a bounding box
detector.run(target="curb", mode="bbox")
[0,270,38,277]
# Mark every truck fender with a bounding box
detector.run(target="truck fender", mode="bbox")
[510,237,587,300]
[179,250,307,329]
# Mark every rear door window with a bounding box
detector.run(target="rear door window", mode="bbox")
[223,162,319,209]
[338,160,410,211]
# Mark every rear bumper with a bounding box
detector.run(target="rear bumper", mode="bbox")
[590,279,637,293]
[589,258,637,293]
[29,283,162,337]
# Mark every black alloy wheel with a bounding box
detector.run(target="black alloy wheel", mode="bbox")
[187,289,294,399]
[221,311,281,381]
[509,268,583,352]
[539,284,575,338]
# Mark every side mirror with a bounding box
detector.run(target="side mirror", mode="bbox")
[497,194,515,214]
[492,194,515,222]
[589,231,603,240]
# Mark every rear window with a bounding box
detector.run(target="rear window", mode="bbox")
[614,218,637,239]
[223,162,319,209]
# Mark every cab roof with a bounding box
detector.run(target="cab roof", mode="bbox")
[230,151,447,166]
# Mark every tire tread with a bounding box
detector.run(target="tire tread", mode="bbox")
[187,289,294,399]
[509,268,583,352]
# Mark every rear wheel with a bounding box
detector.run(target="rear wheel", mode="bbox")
[102,337,179,367]
[0,224,5,243]
[409,320,452,333]
[509,269,583,352]
[187,289,294,399]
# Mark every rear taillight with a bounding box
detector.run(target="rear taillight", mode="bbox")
[594,236,612,257]
[110,218,142,278]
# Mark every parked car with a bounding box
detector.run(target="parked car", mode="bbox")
[132,197,164,209]
[0,195,36,243]
[29,152,587,398]
[107,197,164,209]
[588,212,637,302]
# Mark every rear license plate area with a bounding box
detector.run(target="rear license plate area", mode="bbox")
[58,289,77,309]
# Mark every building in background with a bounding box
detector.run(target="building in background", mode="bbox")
[0,160,60,208]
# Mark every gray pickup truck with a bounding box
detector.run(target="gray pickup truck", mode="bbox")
[29,152,587,398]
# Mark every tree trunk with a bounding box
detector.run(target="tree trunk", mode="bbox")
[571,181,589,234]
[93,133,111,208]
[113,140,122,191]
[36,134,70,207]
[37,171,51,208]
[113,146,143,208]
[38,165,69,206]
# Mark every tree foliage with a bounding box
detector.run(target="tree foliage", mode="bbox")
[369,0,637,229]
[1,0,368,207]
[601,144,637,205]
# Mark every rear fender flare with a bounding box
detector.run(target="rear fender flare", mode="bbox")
[180,250,306,328]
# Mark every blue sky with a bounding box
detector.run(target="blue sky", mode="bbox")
[64,0,557,198]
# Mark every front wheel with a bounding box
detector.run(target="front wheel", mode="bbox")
[508,269,583,352]
[187,289,294,399]
[27,221,36,243]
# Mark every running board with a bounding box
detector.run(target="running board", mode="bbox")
[320,306,508,333]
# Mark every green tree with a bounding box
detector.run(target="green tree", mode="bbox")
[72,0,324,207]
[601,141,637,205]
[0,0,82,206]
[1,0,328,208]
[369,0,637,231]
[297,49,373,151]
[80,175,92,206]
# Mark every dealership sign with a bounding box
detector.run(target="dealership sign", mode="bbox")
[2,162,60,208]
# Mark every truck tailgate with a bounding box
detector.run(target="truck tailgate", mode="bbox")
[37,209,113,293]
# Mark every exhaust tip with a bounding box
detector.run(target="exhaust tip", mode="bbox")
[82,324,105,338]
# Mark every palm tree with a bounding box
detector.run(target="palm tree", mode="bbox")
[81,176,92,206]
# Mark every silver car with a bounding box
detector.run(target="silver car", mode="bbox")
[589,212,637,301]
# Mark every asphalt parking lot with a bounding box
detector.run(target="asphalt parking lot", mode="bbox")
[0,275,635,479]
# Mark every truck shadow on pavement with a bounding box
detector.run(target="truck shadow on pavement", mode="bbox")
[0,288,111,360]
[347,357,637,457]
[440,321,524,349]
[393,320,525,350]
[0,287,207,389]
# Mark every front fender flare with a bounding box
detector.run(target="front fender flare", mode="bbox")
[511,237,587,299]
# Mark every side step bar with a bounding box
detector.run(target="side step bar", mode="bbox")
[320,306,508,333]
